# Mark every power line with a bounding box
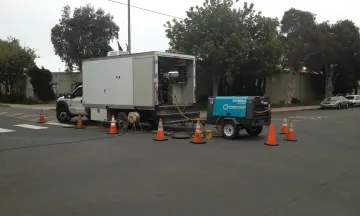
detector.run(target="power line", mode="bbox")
[108,0,184,20]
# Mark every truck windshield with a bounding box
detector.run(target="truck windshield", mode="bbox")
[72,87,83,98]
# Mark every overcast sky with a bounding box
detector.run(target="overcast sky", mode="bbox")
[1,0,358,72]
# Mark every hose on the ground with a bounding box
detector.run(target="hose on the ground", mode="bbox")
[167,93,272,132]
[255,109,272,114]
[168,92,222,132]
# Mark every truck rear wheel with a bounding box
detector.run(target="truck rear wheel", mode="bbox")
[246,127,263,136]
[56,108,71,123]
[222,122,238,139]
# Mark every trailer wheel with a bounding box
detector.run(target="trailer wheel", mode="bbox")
[246,126,263,136]
[222,121,238,139]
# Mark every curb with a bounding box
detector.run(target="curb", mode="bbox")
[0,104,10,107]
[272,107,320,113]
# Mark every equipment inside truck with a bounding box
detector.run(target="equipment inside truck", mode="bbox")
[157,57,194,106]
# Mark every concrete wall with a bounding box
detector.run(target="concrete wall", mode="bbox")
[24,72,82,99]
[51,72,82,96]
[195,72,324,104]
[266,72,324,104]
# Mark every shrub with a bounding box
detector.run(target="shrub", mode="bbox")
[27,66,56,102]
[0,93,26,103]
[0,93,40,104]
[291,97,301,104]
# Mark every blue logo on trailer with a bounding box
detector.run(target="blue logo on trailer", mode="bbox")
[213,96,249,118]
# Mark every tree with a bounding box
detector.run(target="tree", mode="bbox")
[27,66,55,101]
[0,37,36,93]
[307,20,360,98]
[165,0,282,96]
[333,73,358,95]
[51,4,120,72]
[232,14,283,95]
[165,0,256,96]
[280,8,317,104]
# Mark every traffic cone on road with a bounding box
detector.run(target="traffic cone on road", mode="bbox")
[153,118,168,141]
[108,115,118,134]
[37,109,45,123]
[75,113,85,129]
[264,122,279,146]
[190,119,206,144]
[284,119,297,142]
[280,115,288,134]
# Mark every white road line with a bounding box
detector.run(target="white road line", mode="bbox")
[45,122,72,127]
[272,118,301,122]
[0,128,15,133]
[0,112,8,115]
[6,113,23,117]
[14,124,48,130]
[21,115,37,118]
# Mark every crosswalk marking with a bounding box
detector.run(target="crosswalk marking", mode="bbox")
[21,114,37,118]
[45,122,72,127]
[272,118,301,122]
[14,124,48,130]
[0,112,8,115]
[0,128,15,133]
[6,113,23,117]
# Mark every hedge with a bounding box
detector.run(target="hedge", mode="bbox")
[0,93,39,104]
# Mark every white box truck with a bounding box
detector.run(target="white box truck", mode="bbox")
[55,51,200,128]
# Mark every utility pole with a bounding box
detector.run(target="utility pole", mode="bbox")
[127,0,131,54]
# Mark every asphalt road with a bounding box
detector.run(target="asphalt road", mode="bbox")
[1,106,360,216]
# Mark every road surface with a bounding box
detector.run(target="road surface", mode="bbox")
[0,106,359,216]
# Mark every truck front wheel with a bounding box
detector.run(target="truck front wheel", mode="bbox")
[222,122,238,139]
[246,126,263,136]
[56,108,71,123]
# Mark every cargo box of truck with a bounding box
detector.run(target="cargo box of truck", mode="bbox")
[55,51,200,128]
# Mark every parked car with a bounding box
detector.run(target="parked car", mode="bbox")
[320,96,349,109]
[345,95,360,107]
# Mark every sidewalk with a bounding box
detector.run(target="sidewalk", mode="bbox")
[0,103,55,110]
[200,105,320,118]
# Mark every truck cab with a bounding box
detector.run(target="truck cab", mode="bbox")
[56,85,87,123]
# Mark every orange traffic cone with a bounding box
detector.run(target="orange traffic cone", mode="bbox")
[190,119,206,144]
[153,118,168,141]
[38,109,45,123]
[264,122,278,146]
[75,113,85,129]
[280,115,288,134]
[108,115,119,134]
[284,119,297,142]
